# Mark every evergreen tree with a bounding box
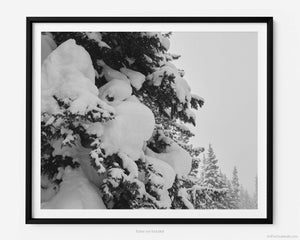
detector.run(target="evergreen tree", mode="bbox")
[202,144,223,189]
[225,178,237,209]
[189,145,227,209]
[219,172,234,209]
[231,166,240,209]
[214,170,228,209]
[41,32,204,209]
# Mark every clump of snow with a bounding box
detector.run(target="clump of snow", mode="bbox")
[98,79,132,105]
[85,122,104,137]
[141,32,170,51]
[118,152,139,178]
[41,34,57,64]
[61,129,76,146]
[185,108,196,124]
[147,66,173,87]
[125,95,140,103]
[146,64,191,103]
[89,147,106,174]
[178,188,194,209]
[85,32,111,49]
[120,67,146,90]
[146,137,192,177]
[43,39,95,86]
[106,167,127,187]
[50,138,105,187]
[41,175,59,202]
[42,167,106,209]
[100,100,155,161]
[160,36,170,51]
[52,138,76,157]
[143,54,153,63]
[125,57,135,65]
[155,51,168,66]
[55,167,65,180]
[97,60,129,82]
[191,93,205,103]
[45,115,55,126]
[76,147,106,187]
[131,179,148,198]
[42,39,114,117]
[104,167,148,201]
[135,155,175,209]
[145,155,175,189]
[174,122,190,132]
[163,61,177,70]
[173,77,191,103]
[156,188,172,209]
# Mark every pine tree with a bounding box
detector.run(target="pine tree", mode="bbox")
[219,172,234,209]
[231,166,240,209]
[225,178,237,209]
[202,145,225,190]
[214,170,228,209]
[189,145,227,209]
[202,144,219,188]
[41,32,204,209]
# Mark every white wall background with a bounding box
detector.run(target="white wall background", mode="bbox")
[0,0,299,239]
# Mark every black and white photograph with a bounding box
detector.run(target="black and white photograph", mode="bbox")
[26,17,272,223]
[5,0,300,238]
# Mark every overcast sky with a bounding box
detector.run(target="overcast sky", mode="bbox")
[169,32,258,194]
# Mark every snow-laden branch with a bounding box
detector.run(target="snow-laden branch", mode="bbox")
[178,188,194,209]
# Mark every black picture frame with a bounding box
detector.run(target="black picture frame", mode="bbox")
[26,16,273,224]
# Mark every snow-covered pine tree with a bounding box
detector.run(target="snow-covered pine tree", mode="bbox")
[212,170,228,209]
[168,151,204,209]
[231,166,240,209]
[223,177,236,209]
[187,145,228,209]
[202,144,222,188]
[40,32,204,209]
[219,171,234,209]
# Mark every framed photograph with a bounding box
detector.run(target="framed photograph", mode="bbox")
[26,17,273,224]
